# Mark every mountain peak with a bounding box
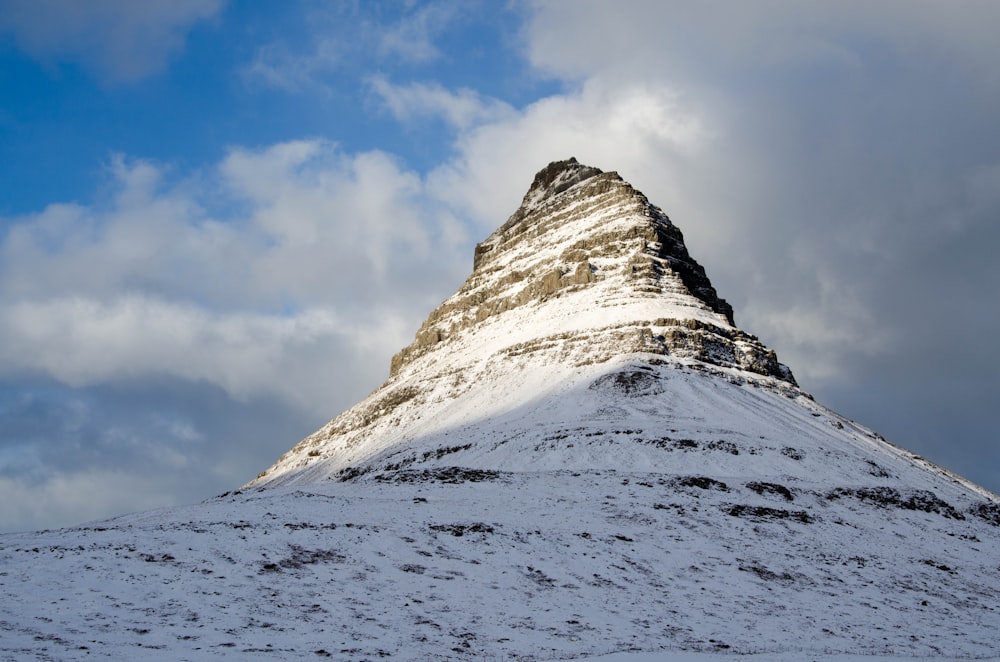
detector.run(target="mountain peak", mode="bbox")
[517,157,604,214]
[394,158,760,379]
[252,158,798,488]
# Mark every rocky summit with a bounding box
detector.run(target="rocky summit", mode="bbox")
[3,159,1000,661]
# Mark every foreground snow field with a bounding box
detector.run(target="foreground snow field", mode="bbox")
[3,364,1000,660]
[3,468,1000,660]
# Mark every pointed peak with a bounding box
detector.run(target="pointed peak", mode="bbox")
[250,158,805,488]
[386,157,793,385]
[525,157,604,202]
[486,158,615,261]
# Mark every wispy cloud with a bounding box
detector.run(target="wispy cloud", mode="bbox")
[369,76,515,131]
[243,38,342,93]
[242,2,477,94]
[376,1,459,64]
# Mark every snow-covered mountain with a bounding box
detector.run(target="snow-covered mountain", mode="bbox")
[3,159,1000,661]
[249,157,795,488]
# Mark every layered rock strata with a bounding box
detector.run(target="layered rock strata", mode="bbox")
[390,157,788,383]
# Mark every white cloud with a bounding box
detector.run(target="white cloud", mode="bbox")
[217,142,461,297]
[0,138,477,533]
[369,76,515,131]
[0,296,347,411]
[426,77,709,233]
[0,0,224,83]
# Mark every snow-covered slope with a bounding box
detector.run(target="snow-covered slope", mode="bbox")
[3,158,1000,661]
[4,462,1000,660]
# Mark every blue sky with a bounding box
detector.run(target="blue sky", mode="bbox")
[2,0,999,532]
[0,2,551,214]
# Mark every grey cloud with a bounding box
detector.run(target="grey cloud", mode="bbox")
[0,0,225,83]
[424,2,1000,493]
[0,377,324,532]
[525,1,1000,91]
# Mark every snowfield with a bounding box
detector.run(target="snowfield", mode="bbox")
[3,361,1000,660]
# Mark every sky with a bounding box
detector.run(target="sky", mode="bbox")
[1,0,998,533]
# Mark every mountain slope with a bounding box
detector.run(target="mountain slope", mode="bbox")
[2,158,1000,661]
[3,457,1000,660]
